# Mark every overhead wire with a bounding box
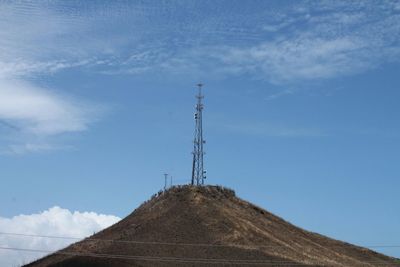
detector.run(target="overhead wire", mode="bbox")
[0,231,399,249]
[0,246,398,266]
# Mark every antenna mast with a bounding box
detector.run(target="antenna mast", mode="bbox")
[191,83,206,186]
[164,173,168,191]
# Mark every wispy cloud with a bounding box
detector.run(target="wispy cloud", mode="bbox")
[4,143,74,155]
[219,36,367,82]
[0,79,101,154]
[0,2,107,154]
[265,89,296,100]
[0,1,399,153]
[202,2,400,84]
[3,1,398,84]
[92,1,400,85]
[0,207,120,266]
[0,80,94,135]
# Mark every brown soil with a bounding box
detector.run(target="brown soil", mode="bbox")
[25,185,399,267]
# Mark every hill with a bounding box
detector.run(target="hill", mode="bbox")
[25,185,399,266]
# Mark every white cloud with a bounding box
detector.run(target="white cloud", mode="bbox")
[0,2,107,154]
[0,79,93,136]
[155,1,400,84]
[0,1,398,114]
[0,60,93,79]
[207,2,400,84]
[3,0,398,85]
[5,143,73,155]
[0,78,101,154]
[217,36,369,83]
[0,207,121,267]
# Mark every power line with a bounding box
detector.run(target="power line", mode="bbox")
[0,246,310,265]
[1,232,399,249]
[0,246,397,266]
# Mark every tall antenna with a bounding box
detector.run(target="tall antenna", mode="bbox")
[191,83,206,186]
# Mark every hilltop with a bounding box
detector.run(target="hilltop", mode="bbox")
[26,185,399,266]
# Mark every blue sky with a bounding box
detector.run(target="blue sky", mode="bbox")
[0,0,400,263]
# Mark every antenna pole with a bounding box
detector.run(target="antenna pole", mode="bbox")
[191,83,206,186]
[164,173,168,191]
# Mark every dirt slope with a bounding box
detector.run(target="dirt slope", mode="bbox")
[25,185,399,267]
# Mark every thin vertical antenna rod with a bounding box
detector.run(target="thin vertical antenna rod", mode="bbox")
[191,83,206,186]
[164,173,168,191]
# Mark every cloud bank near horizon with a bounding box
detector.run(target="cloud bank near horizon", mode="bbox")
[0,207,121,266]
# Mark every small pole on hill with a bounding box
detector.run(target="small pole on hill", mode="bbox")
[191,83,206,186]
[164,173,168,191]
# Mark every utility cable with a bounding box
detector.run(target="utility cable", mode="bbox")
[0,232,399,249]
[0,246,397,266]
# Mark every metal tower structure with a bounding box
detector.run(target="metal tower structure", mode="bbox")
[191,83,206,186]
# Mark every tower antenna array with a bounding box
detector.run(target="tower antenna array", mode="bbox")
[191,83,206,186]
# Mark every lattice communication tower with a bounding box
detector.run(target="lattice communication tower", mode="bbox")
[191,83,206,185]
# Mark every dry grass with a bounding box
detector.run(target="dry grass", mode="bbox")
[26,185,399,267]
